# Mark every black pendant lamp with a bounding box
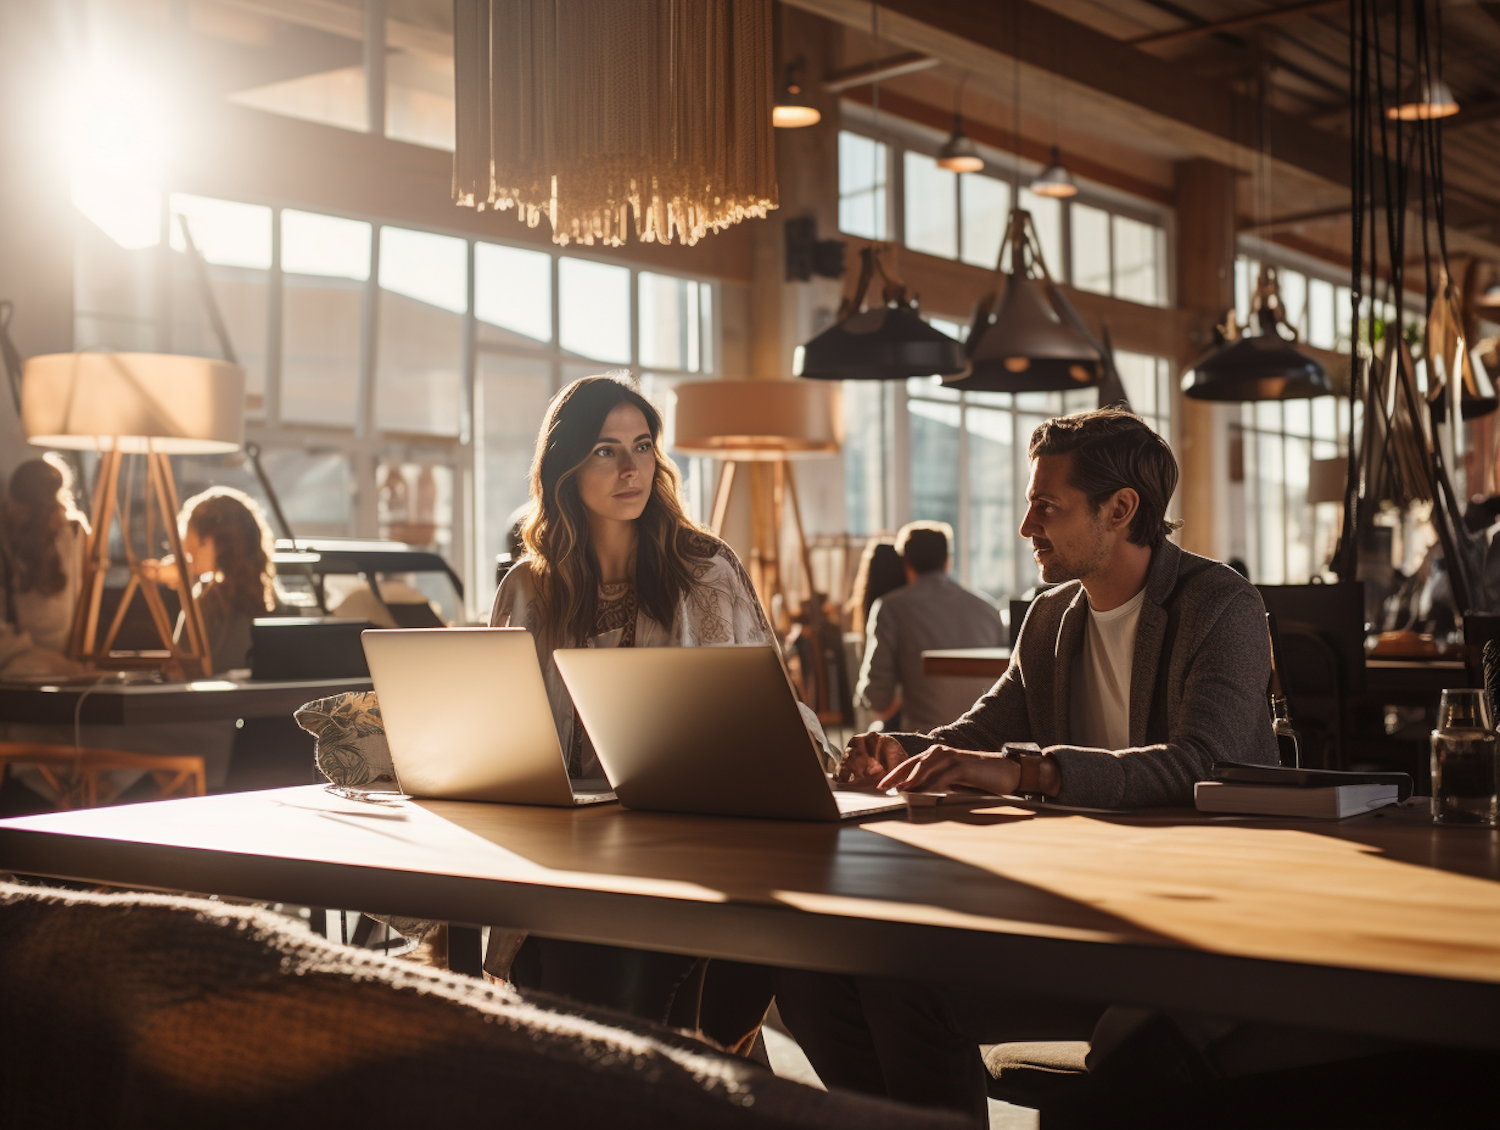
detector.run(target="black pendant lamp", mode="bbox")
[1183,266,1332,401]
[796,245,967,381]
[946,210,1102,393]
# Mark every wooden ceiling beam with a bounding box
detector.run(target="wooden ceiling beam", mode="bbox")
[822,50,939,92]
[786,0,1350,185]
[785,0,1500,260]
[1129,0,1347,48]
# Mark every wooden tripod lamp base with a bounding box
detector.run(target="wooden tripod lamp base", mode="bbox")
[19,352,247,678]
[70,449,214,677]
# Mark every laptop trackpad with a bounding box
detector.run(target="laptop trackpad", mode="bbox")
[832,789,904,818]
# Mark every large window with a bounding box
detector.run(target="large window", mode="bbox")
[167,194,272,411]
[838,123,1175,601]
[281,209,371,427]
[376,226,467,436]
[1235,399,1342,585]
[1228,252,1373,583]
[73,189,721,618]
[847,315,1175,603]
[838,131,889,240]
[838,127,1169,307]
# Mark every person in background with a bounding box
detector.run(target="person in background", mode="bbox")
[487,373,803,1054]
[845,537,908,731]
[153,488,278,672]
[854,521,1005,737]
[846,538,906,635]
[2,456,89,654]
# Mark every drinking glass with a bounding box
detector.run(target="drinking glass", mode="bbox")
[1430,689,1499,826]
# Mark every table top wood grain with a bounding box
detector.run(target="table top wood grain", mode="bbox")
[2,788,1496,1048]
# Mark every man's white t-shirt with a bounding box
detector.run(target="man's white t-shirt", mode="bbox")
[1068,588,1147,750]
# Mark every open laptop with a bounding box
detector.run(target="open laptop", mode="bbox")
[361,628,615,806]
[552,645,905,821]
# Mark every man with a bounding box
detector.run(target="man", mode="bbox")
[854,521,1005,736]
[777,408,1277,1122]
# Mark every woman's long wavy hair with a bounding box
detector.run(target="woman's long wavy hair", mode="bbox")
[180,487,277,615]
[521,375,709,649]
[4,456,90,596]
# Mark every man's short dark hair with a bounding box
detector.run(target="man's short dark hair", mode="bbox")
[896,521,951,574]
[1028,408,1179,549]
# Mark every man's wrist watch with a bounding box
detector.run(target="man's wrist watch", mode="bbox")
[1003,743,1051,798]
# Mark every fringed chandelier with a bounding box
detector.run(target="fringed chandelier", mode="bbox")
[452,0,778,247]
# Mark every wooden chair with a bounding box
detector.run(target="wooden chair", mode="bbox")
[0,741,205,809]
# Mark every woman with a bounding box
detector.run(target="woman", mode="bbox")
[847,536,905,635]
[2,457,89,654]
[487,374,782,1051]
[169,487,278,671]
[491,374,777,779]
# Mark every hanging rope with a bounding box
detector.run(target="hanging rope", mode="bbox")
[452,0,778,247]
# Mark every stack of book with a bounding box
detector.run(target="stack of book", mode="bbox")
[1194,763,1412,820]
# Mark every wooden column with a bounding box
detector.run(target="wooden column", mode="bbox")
[1174,159,1238,560]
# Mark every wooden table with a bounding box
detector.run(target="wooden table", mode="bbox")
[1364,658,1468,705]
[922,648,1011,679]
[0,676,372,726]
[2,787,1497,1052]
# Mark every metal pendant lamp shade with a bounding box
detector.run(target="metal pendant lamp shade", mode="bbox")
[951,268,1102,393]
[1182,335,1331,401]
[796,304,967,381]
[796,245,967,381]
[1030,147,1078,198]
[936,114,984,173]
[772,62,821,129]
[1388,74,1460,121]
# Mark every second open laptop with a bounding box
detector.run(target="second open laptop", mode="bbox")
[553,645,905,821]
[361,627,615,806]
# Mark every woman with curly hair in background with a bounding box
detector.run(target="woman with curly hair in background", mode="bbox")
[162,487,279,671]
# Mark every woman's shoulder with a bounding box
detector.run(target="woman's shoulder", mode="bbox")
[491,557,540,625]
[677,529,741,572]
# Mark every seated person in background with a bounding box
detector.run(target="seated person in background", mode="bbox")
[778,409,1277,1121]
[2,456,89,654]
[152,488,279,671]
[854,521,1005,736]
[487,373,784,1053]
[846,537,906,636]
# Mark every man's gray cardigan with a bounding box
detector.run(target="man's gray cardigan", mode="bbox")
[891,540,1278,808]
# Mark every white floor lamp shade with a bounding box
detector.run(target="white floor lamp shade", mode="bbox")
[21,352,245,453]
[671,379,842,459]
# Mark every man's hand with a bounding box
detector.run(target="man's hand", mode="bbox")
[876,746,1022,796]
[837,732,914,787]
